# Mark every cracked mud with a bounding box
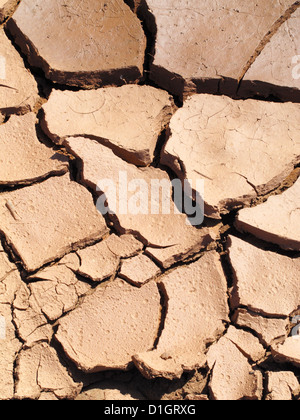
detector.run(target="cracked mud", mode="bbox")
[0,0,299,401]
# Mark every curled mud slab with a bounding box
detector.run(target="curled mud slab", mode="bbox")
[136,0,300,100]
[0,0,299,401]
[7,0,147,88]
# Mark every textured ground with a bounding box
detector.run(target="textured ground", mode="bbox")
[0,0,300,401]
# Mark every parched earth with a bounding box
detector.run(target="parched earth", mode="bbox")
[0,0,300,401]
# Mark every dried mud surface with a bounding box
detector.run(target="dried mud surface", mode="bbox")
[0,0,299,401]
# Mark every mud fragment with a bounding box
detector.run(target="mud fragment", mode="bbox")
[236,177,300,251]
[225,326,265,362]
[105,234,143,259]
[0,113,69,186]
[76,241,120,283]
[133,252,229,380]
[162,94,300,219]
[15,343,81,400]
[56,279,161,373]
[207,329,263,401]
[76,234,142,283]
[140,0,296,99]
[266,371,299,400]
[42,86,174,166]
[8,0,147,87]
[272,337,300,368]
[120,254,161,287]
[0,174,108,272]
[233,309,289,347]
[240,7,300,101]
[228,236,300,317]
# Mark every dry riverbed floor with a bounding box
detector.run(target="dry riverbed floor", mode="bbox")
[0,0,300,401]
